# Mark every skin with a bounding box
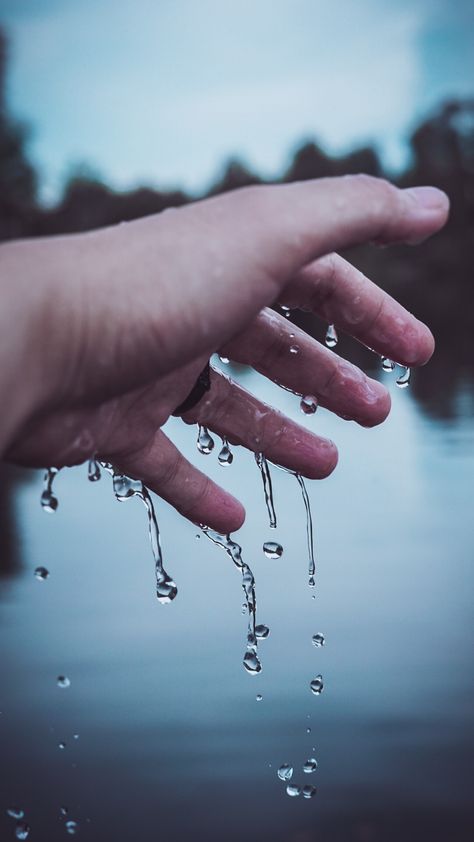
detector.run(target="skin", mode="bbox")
[0,175,449,532]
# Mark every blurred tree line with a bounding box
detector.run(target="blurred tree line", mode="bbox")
[1,28,473,417]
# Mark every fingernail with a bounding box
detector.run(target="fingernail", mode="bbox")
[405,186,449,211]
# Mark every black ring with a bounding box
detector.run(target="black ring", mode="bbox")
[172,362,212,416]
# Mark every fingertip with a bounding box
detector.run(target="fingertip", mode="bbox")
[359,381,391,427]
[304,439,338,479]
[206,495,246,534]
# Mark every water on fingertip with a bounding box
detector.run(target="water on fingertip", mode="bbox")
[197,424,214,454]
[325,323,338,348]
[396,366,411,388]
[218,355,230,364]
[218,436,233,465]
[40,467,59,513]
[289,344,300,355]
[87,457,101,482]
[300,395,318,415]
[382,357,396,372]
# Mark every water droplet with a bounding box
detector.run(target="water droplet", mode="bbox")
[65,820,79,835]
[325,323,338,348]
[241,602,247,615]
[58,742,66,750]
[295,475,316,589]
[256,694,263,702]
[218,437,233,466]
[396,366,411,388]
[303,758,318,773]
[112,473,142,501]
[60,806,68,816]
[255,453,277,529]
[262,541,283,559]
[310,675,324,695]
[312,633,325,648]
[306,727,311,734]
[197,424,214,454]
[15,822,30,840]
[289,344,300,355]
[382,357,395,372]
[73,734,79,740]
[309,575,315,588]
[195,533,201,540]
[87,458,101,482]
[302,784,317,799]
[255,624,270,639]
[280,305,291,318]
[243,651,262,675]
[286,785,301,797]
[41,467,59,512]
[34,566,49,581]
[218,354,230,364]
[156,574,178,604]
[277,764,293,782]
[7,808,24,820]
[300,395,318,415]
[57,675,70,689]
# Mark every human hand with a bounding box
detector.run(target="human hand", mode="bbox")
[0,176,449,531]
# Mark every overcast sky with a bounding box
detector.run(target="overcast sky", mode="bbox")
[2,0,474,202]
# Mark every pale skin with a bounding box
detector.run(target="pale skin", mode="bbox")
[0,176,449,532]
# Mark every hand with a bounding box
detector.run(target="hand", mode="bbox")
[0,176,449,531]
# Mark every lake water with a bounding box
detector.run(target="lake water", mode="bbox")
[1,367,473,842]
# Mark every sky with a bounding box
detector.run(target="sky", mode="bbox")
[1,0,474,203]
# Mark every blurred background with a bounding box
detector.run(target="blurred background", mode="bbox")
[0,1,473,840]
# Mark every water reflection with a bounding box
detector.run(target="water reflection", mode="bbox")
[0,371,473,841]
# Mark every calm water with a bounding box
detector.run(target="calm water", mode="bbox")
[1,368,473,842]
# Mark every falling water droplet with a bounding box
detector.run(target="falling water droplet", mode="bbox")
[303,758,318,773]
[255,453,277,528]
[203,529,262,674]
[295,475,316,589]
[218,354,230,364]
[73,734,79,740]
[381,357,395,372]
[34,566,49,581]
[312,633,325,648]
[87,458,101,482]
[218,437,233,466]
[58,741,66,750]
[243,651,262,675]
[15,822,30,840]
[60,807,68,816]
[280,305,291,318]
[7,808,24,820]
[197,425,214,454]
[262,541,283,559]
[41,467,59,512]
[325,324,338,348]
[65,820,79,835]
[300,395,318,415]
[310,675,324,695]
[396,366,411,388]
[302,785,317,799]
[255,624,270,639]
[286,785,301,797]
[289,344,300,355]
[277,764,293,782]
[306,727,311,734]
[57,675,70,689]
[256,694,263,702]
[241,602,247,615]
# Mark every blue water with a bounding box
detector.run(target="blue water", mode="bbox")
[1,369,473,841]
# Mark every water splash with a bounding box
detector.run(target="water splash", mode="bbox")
[263,541,283,559]
[112,472,177,604]
[295,475,316,589]
[381,357,395,372]
[286,785,301,797]
[277,764,293,781]
[289,344,300,355]
[40,467,59,512]
[300,395,318,415]
[218,436,233,466]
[197,424,214,454]
[325,324,338,348]
[87,457,101,482]
[255,453,277,529]
[202,529,262,675]
[396,366,411,388]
